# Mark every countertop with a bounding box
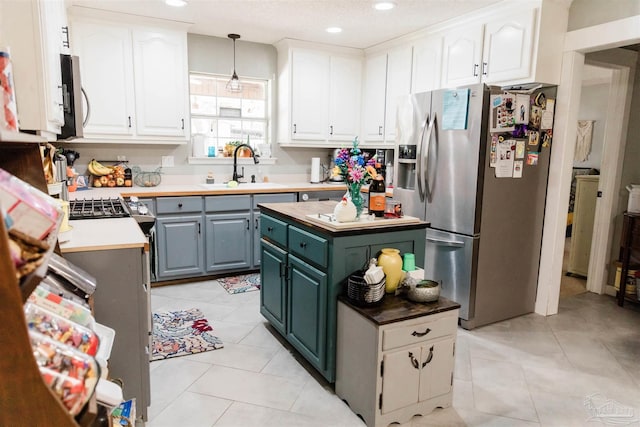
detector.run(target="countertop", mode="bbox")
[59,218,148,253]
[69,182,349,200]
[259,201,428,235]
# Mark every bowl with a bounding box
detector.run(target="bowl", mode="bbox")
[406,279,440,303]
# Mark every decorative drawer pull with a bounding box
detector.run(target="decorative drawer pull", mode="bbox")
[408,351,419,369]
[299,242,307,249]
[411,328,431,337]
[422,345,434,367]
[178,203,183,208]
[267,226,274,232]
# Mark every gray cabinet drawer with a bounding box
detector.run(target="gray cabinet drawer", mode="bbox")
[156,196,202,214]
[261,215,288,247]
[289,226,328,268]
[253,193,296,209]
[205,195,251,212]
[382,312,457,351]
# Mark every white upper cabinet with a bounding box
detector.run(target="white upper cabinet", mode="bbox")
[72,20,135,136]
[290,49,330,140]
[440,1,566,87]
[3,0,67,139]
[132,29,188,137]
[361,53,387,142]
[481,8,536,83]
[277,41,362,144]
[361,46,412,144]
[411,34,443,93]
[70,13,189,143]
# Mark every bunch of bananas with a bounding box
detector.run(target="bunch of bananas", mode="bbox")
[87,159,113,176]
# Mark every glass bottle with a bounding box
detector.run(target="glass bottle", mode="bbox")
[368,175,386,218]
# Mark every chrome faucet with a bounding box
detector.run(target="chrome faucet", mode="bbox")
[232,144,259,182]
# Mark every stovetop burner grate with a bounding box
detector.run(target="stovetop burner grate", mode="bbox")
[69,198,131,219]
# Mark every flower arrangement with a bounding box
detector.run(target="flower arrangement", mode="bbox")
[333,137,377,217]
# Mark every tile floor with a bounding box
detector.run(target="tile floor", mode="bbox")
[147,279,640,427]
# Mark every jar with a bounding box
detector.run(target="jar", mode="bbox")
[378,248,403,293]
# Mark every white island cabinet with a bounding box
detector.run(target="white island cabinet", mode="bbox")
[336,296,460,427]
[69,9,189,143]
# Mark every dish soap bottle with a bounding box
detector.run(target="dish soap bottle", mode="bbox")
[368,175,386,218]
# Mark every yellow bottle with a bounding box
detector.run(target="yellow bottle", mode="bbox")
[378,248,403,293]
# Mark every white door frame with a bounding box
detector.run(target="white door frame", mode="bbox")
[585,52,636,294]
[535,16,640,316]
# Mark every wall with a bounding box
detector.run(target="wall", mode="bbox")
[64,33,333,183]
[572,82,609,169]
[568,0,640,31]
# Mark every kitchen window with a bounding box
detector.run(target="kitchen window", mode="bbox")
[189,73,269,157]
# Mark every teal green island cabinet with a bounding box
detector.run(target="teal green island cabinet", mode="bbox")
[258,200,428,382]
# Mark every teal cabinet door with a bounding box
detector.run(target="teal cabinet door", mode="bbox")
[260,239,287,335]
[205,213,251,272]
[156,215,204,279]
[252,211,261,268]
[287,254,327,372]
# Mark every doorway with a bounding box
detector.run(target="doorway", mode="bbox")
[535,20,640,316]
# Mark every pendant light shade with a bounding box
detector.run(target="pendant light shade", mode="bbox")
[226,34,242,92]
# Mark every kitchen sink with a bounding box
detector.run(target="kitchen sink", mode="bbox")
[198,182,288,190]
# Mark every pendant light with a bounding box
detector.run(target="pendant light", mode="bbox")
[226,34,242,92]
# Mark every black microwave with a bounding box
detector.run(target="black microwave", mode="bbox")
[58,54,85,140]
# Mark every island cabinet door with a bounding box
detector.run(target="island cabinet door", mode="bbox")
[156,215,204,279]
[418,337,454,402]
[260,239,287,335]
[287,254,328,371]
[381,345,421,413]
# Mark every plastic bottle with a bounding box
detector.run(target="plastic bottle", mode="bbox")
[368,175,386,218]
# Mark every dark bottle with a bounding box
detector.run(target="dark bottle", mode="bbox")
[368,175,386,217]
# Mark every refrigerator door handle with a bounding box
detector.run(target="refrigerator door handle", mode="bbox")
[416,113,429,202]
[426,236,464,247]
[423,115,435,201]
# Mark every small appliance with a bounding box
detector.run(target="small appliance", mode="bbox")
[58,54,85,140]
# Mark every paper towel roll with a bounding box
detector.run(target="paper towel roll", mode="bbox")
[310,157,321,183]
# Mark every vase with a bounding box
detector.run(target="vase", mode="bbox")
[348,183,364,219]
[378,248,403,294]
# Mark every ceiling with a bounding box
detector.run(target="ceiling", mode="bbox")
[68,0,503,49]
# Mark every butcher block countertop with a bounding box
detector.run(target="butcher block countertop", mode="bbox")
[59,218,148,253]
[259,201,428,236]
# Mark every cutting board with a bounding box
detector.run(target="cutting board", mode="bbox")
[304,213,422,230]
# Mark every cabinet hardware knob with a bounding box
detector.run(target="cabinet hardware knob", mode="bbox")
[482,62,488,76]
[267,226,274,232]
[255,219,259,229]
[329,125,333,135]
[246,219,250,230]
[181,118,185,130]
[473,63,479,76]
[422,345,434,367]
[411,328,431,337]
[299,242,307,249]
[128,116,132,128]
[378,126,383,136]
[61,26,70,48]
[293,124,297,134]
[408,352,419,369]
[178,203,183,208]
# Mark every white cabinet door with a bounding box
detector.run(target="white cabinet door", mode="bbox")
[385,45,412,143]
[482,9,536,84]
[40,0,66,129]
[132,29,188,137]
[290,49,330,140]
[381,346,420,413]
[72,20,135,136]
[441,24,484,88]
[417,337,454,402]
[361,54,387,142]
[412,35,443,93]
[328,55,361,141]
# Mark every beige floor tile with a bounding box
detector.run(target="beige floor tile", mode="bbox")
[185,342,278,372]
[146,391,232,427]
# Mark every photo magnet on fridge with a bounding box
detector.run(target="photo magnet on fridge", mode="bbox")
[515,94,530,124]
[528,130,540,147]
[526,152,539,166]
[513,160,523,178]
[542,130,552,148]
[529,105,542,130]
[490,94,515,133]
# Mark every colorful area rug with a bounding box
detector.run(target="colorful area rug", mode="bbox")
[218,273,261,294]
[151,308,223,361]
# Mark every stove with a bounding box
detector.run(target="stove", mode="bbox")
[69,198,131,220]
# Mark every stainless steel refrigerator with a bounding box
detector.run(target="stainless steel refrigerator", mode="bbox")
[394,83,555,329]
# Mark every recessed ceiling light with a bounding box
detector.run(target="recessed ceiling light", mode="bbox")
[373,1,396,11]
[326,27,343,34]
[165,0,187,7]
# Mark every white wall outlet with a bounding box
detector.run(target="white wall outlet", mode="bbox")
[117,155,127,162]
[161,156,174,167]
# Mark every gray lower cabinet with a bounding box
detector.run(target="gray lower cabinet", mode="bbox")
[65,247,151,422]
[154,193,295,281]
